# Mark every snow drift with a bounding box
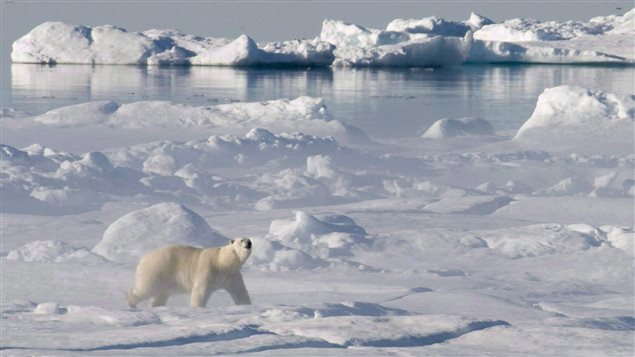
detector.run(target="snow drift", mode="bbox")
[248,211,371,271]
[12,22,335,67]
[92,202,227,263]
[7,240,103,263]
[477,223,634,258]
[422,117,495,139]
[268,211,370,259]
[514,86,635,142]
[27,97,368,144]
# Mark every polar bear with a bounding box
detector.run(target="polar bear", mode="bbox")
[126,238,252,308]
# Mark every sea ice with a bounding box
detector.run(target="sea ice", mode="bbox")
[514,86,635,142]
[12,22,335,67]
[26,97,367,144]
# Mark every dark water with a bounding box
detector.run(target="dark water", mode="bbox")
[3,64,634,138]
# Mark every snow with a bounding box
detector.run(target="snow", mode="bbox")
[386,12,494,36]
[320,19,472,67]
[91,202,228,263]
[13,9,635,67]
[12,22,335,67]
[18,97,367,144]
[2,9,635,354]
[422,117,495,139]
[474,9,634,42]
[268,211,370,259]
[514,86,635,146]
[7,240,103,263]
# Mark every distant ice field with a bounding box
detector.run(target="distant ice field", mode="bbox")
[2,64,634,145]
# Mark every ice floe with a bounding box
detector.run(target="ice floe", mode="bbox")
[474,9,634,42]
[12,22,335,67]
[26,97,368,144]
[12,9,635,67]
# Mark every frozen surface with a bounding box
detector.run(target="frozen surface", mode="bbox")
[13,9,634,67]
[474,9,634,42]
[11,22,335,67]
[514,86,635,152]
[1,74,634,357]
[422,117,495,139]
[4,97,367,145]
[319,19,473,67]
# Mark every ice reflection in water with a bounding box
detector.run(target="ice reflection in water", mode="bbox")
[7,63,634,138]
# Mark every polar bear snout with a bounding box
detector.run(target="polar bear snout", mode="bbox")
[232,238,252,249]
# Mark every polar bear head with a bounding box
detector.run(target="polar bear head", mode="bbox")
[230,237,252,264]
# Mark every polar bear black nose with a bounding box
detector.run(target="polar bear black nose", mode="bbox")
[245,240,252,249]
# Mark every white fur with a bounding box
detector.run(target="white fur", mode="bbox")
[126,238,252,308]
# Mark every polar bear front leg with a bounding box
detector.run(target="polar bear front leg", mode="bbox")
[150,293,170,308]
[190,281,212,307]
[226,273,252,305]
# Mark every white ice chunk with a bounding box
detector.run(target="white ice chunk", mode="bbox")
[422,117,495,139]
[92,202,227,263]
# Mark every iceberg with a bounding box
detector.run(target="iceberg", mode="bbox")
[12,9,635,67]
[320,19,472,67]
[468,9,634,63]
[11,22,335,67]
[386,12,494,36]
[474,9,634,42]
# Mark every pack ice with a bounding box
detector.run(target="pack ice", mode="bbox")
[12,9,634,66]
[11,22,335,66]
[2,40,635,357]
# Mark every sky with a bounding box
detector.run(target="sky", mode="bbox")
[1,0,632,47]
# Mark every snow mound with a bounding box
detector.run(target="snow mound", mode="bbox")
[248,237,325,271]
[30,97,367,144]
[474,10,633,42]
[422,117,495,139]
[12,22,335,67]
[386,13,493,36]
[479,224,608,258]
[92,202,227,263]
[533,176,592,196]
[320,19,472,67]
[7,240,103,263]
[514,86,635,140]
[116,129,344,175]
[1,144,146,214]
[601,226,634,255]
[268,211,370,259]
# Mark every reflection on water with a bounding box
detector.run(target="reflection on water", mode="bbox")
[7,63,635,137]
